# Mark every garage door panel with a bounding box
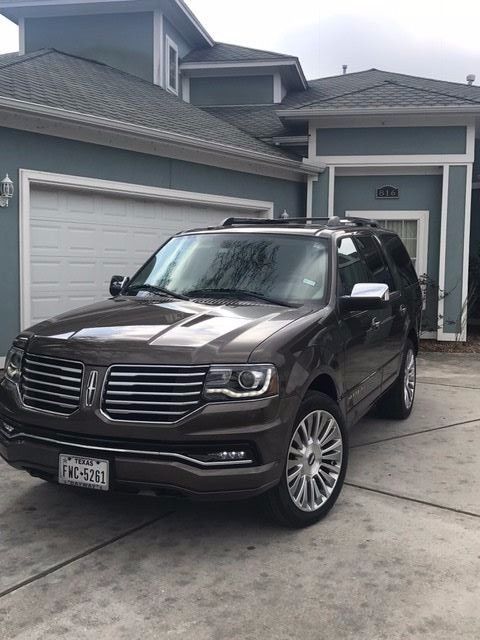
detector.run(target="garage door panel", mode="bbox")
[29,184,268,323]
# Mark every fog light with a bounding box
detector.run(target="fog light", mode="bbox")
[188,448,253,465]
[1,421,15,434]
[219,450,246,461]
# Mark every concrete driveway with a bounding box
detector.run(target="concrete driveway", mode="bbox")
[1,352,479,640]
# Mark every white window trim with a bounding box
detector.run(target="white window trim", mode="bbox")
[18,169,274,331]
[153,10,164,87]
[166,35,179,95]
[344,210,430,281]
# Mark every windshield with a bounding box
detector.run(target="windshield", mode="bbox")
[126,233,329,306]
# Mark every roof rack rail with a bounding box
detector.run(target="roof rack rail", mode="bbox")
[221,216,379,228]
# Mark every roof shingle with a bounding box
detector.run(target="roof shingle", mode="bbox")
[0,49,295,161]
[280,69,480,110]
[182,42,296,64]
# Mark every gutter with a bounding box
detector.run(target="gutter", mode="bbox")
[0,95,320,177]
[277,105,480,118]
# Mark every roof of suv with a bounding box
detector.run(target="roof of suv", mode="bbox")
[180,216,391,237]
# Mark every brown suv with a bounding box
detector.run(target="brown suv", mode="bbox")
[0,216,421,527]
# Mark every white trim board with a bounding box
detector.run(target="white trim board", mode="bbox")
[335,166,443,176]
[315,153,474,166]
[0,357,5,368]
[19,169,274,330]
[153,10,164,87]
[165,35,179,95]
[460,163,474,341]
[437,165,450,341]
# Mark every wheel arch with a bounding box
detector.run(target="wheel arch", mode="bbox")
[306,372,339,403]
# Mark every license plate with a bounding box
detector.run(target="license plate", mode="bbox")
[59,454,109,491]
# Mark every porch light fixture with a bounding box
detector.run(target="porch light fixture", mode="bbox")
[0,174,14,207]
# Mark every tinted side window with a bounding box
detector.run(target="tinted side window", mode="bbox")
[337,237,371,296]
[379,233,418,287]
[355,235,396,291]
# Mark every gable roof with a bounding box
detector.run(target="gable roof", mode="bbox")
[279,68,480,112]
[182,42,296,64]
[0,49,305,169]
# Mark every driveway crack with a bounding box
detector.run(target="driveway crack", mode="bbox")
[0,510,175,600]
[350,416,480,449]
[345,482,480,519]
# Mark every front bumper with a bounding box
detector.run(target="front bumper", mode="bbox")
[0,379,299,500]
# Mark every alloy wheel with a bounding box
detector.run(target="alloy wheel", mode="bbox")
[286,410,343,512]
[404,349,416,409]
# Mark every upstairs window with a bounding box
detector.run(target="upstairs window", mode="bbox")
[166,36,179,95]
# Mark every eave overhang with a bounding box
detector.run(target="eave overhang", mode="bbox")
[0,95,320,179]
[277,105,480,120]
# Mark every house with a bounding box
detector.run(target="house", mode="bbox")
[0,0,478,366]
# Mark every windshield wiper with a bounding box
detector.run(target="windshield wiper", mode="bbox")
[185,288,298,308]
[126,284,189,301]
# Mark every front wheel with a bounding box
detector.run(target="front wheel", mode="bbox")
[265,392,348,528]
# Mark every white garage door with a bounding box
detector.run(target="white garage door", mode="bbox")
[28,184,268,326]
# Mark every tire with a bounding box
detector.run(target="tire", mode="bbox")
[376,339,416,420]
[264,391,349,528]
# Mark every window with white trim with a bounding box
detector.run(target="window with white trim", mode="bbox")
[166,36,179,95]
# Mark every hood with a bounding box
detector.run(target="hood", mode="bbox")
[25,296,310,366]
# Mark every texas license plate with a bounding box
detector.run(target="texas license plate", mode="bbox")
[59,454,109,491]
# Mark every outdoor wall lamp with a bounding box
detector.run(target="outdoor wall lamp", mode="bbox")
[0,174,14,207]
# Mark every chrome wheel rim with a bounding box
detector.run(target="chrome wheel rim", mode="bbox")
[404,349,416,409]
[286,410,343,512]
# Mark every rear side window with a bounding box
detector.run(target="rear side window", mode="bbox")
[355,234,396,291]
[337,236,371,296]
[379,233,418,287]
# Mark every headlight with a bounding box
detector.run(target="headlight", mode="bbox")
[203,364,278,400]
[4,346,24,384]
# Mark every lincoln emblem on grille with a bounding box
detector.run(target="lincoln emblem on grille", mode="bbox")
[85,370,98,407]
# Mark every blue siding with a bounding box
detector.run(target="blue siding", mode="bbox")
[164,17,192,60]
[311,169,329,217]
[190,76,274,106]
[334,174,442,331]
[25,13,154,82]
[444,166,467,334]
[316,127,467,156]
[0,127,305,355]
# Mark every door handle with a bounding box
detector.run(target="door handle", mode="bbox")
[399,304,407,316]
[371,317,381,330]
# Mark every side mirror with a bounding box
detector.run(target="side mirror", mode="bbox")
[109,275,129,297]
[339,283,389,312]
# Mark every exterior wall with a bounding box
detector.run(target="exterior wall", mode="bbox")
[316,126,467,156]
[24,12,154,81]
[471,140,480,257]
[444,166,468,334]
[164,17,192,60]
[311,169,330,217]
[471,188,480,256]
[0,126,305,355]
[189,75,274,106]
[334,174,442,331]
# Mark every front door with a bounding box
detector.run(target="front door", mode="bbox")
[336,236,384,411]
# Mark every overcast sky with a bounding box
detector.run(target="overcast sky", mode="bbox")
[1,0,479,83]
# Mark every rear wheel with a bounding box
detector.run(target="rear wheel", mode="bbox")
[265,391,348,528]
[377,339,416,419]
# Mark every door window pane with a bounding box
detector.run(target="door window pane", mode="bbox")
[337,237,370,296]
[376,219,418,269]
[355,235,395,291]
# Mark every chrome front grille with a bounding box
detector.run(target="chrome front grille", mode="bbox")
[102,365,209,423]
[21,353,84,415]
